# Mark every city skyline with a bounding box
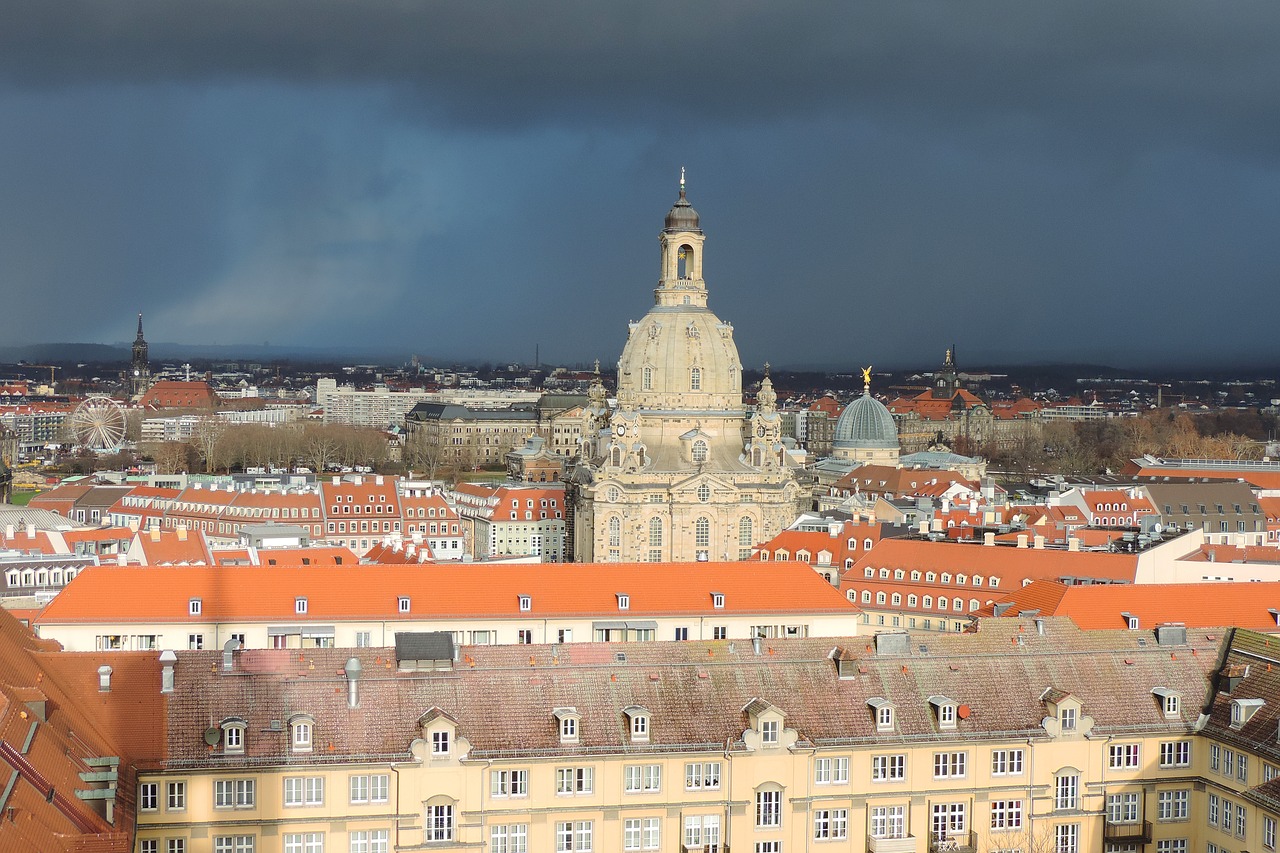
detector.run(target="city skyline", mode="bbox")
[3,2,1280,369]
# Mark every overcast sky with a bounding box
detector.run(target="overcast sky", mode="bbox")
[2,1,1278,370]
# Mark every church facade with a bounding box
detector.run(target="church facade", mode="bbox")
[567,182,803,563]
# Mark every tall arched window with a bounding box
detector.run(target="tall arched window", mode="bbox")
[610,446,623,467]
[738,516,754,559]
[691,367,701,391]
[692,440,708,464]
[648,518,663,547]
[608,517,621,548]
[642,367,652,390]
[695,517,711,548]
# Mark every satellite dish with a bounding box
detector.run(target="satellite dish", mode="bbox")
[957,704,972,719]
[1153,523,1163,533]
[204,727,222,746]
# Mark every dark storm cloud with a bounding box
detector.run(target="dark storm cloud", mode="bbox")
[2,2,1279,368]
[6,2,1280,149]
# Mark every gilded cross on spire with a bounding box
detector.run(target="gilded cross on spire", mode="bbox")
[680,166,686,193]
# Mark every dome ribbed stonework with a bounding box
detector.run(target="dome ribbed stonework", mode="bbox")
[833,391,899,450]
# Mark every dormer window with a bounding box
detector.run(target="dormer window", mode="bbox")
[1231,698,1266,730]
[432,730,451,756]
[711,592,725,609]
[930,696,958,730]
[295,597,308,615]
[221,720,246,754]
[290,716,314,753]
[189,598,202,616]
[398,596,411,613]
[1123,612,1139,630]
[519,594,532,612]
[624,706,651,742]
[868,698,895,732]
[617,593,630,610]
[554,708,580,743]
[1060,707,1077,731]
[761,719,779,744]
[692,440,708,464]
[1152,688,1180,718]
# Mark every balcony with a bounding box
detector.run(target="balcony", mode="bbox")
[681,846,728,853]
[1103,820,1152,844]
[930,831,977,853]
[868,834,918,853]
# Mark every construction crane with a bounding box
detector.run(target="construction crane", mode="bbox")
[26,365,60,391]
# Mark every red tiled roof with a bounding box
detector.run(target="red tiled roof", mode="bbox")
[37,561,857,624]
[847,538,1140,586]
[0,607,163,852]
[139,381,218,410]
[982,579,1280,631]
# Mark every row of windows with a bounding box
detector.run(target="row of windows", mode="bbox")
[859,567,1003,587]
[850,589,983,612]
[4,567,77,588]
[140,775,390,812]
[141,831,389,853]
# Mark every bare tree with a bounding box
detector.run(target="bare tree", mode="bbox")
[191,416,229,473]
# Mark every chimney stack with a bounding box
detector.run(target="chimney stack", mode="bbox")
[223,637,241,672]
[159,650,177,693]
[1068,537,1080,552]
[1016,534,1029,549]
[26,523,35,538]
[97,665,113,692]
[1034,534,1046,550]
[345,657,363,708]
[983,532,996,547]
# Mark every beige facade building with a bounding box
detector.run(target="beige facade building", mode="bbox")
[126,619,1280,853]
[568,181,804,562]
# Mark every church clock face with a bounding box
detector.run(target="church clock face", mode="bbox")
[615,424,626,436]
[756,425,766,437]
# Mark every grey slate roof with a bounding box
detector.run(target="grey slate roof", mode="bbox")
[394,631,455,663]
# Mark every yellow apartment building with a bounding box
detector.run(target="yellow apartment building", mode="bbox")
[130,620,1280,853]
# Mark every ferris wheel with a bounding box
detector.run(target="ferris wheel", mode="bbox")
[69,396,127,451]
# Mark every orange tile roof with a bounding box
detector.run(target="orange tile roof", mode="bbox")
[59,527,133,544]
[848,538,1140,586]
[139,380,218,409]
[1183,545,1280,564]
[37,561,857,624]
[0,607,163,852]
[755,522,890,566]
[131,529,213,565]
[1126,463,1280,491]
[983,579,1280,632]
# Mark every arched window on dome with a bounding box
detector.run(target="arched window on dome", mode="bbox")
[690,367,701,391]
[610,445,623,467]
[642,367,652,390]
[692,440,708,464]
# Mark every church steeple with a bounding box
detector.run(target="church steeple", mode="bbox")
[130,313,151,399]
